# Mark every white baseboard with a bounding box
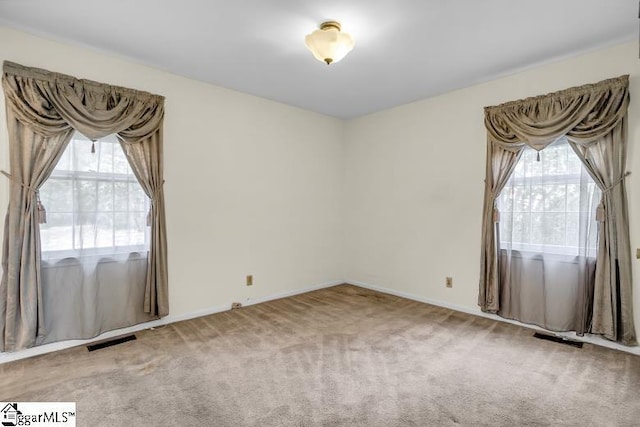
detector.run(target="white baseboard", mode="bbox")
[0,279,343,365]
[347,279,640,356]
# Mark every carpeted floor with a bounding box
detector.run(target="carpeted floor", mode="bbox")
[1,284,639,426]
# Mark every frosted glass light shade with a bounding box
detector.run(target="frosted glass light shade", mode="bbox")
[305,21,354,65]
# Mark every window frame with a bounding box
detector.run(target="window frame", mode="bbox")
[39,134,150,259]
[497,139,600,257]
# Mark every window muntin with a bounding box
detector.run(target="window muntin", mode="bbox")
[39,133,149,257]
[497,139,600,256]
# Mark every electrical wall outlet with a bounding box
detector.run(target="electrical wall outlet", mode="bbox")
[446,277,453,288]
[246,275,253,286]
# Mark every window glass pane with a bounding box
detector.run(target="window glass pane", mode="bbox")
[543,184,566,212]
[114,213,146,246]
[540,213,566,246]
[40,179,73,212]
[530,185,544,212]
[512,185,529,212]
[75,179,98,212]
[566,184,580,212]
[566,212,580,248]
[511,212,531,244]
[94,213,114,248]
[74,212,113,249]
[114,181,129,210]
[97,181,114,212]
[40,213,74,252]
[530,213,544,245]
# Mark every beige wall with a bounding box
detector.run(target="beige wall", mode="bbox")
[1,26,639,339]
[344,41,640,333]
[0,27,346,317]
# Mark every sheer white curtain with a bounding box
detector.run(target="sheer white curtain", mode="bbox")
[37,132,154,344]
[497,137,600,333]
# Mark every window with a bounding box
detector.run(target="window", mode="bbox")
[497,138,600,256]
[39,132,149,258]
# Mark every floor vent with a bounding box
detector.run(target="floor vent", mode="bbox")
[87,334,137,352]
[533,332,583,348]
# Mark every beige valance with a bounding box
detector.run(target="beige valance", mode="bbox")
[484,75,629,149]
[2,61,164,142]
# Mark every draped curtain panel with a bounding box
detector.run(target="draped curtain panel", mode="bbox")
[0,61,168,352]
[479,76,636,345]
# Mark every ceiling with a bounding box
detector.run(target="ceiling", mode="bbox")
[0,0,637,119]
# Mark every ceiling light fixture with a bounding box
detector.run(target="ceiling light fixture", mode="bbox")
[305,21,354,65]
